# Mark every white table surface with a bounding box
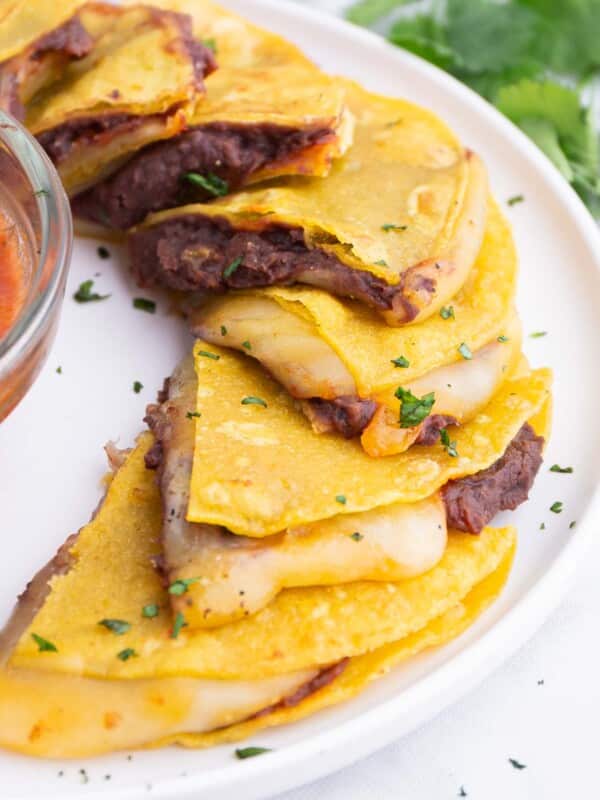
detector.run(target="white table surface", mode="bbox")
[277,2,599,798]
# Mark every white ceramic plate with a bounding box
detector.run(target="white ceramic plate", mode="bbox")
[2,2,600,798]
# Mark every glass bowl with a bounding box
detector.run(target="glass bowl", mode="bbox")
[0,111,72,421]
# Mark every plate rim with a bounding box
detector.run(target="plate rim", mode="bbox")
[9,1,600,798]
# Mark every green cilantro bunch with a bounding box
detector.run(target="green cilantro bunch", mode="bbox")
[346,0,600,216]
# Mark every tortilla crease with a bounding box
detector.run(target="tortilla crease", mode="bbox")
[138,78,487,308]
[0,539,513,757]
[186,339,551,536]
[196,197,516,399]
[0,0,87,63]
[9,434,516,684]
[141,0,352,179]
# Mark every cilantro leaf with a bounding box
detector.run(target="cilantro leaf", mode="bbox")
[346,0,410,26]
[395,386,435,428]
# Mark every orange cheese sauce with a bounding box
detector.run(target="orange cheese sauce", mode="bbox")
[0,212,26,340]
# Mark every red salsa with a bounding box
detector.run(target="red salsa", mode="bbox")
[0,212,26,339]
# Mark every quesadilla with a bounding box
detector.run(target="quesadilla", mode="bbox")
[0,1,92,119]
[190,198,519,455]
[7,2,217,196]
[143,350,548,627]
[128,79,488,324]
[0,434,516,757]
[71,0,354,229]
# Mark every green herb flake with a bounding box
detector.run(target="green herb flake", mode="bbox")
[540,522,546,530]
[507,194,525,206]
[223,256,243,279]
[34,188,49,197]
[202,37,217,52]
[374,258,388,266]
[133,380,143,394]
[508,758,527,770]
[31,633,58,653]
[381,223,408,232]
[98,618,131,635]
[185,171,229,197]
[529,331,547,338]
[440,428,459,458]
[497,335,509,343]
[142,604,159,619]
[395,387,435,428]
[56,366,62,374]
[168,577,200,596]
[335,494,347,504]
[550,501,563,513]
[458,342,473,360]
[550,464,573,474]
[391,355,410,368]
[235,746,271,760]
[440,306,455,320]
[220,325,228,336]
[241,396,267,408]
[117,648,138,662]
[186,411,201,419]
[74,279,110,303]
[569,520,577,529]
[349,532,364,541]
[133,297,156,313]
[197,350,220,361]
[171,612,188,639]
[242,340,252,351]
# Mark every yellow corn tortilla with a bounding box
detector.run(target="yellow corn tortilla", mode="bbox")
[0,540,513,757]
[8,435,516,683]
[0,0,87,63]
[187,338,552,536]
[141,78,488,323]
[144,0,353,180]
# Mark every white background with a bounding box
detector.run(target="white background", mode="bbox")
[278,2,600,799]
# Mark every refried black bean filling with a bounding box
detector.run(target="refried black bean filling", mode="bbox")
[72,123,335,229]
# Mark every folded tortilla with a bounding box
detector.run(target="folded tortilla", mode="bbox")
[15,2,216,196]
[190,198,520,453]
[0,435,515,757]
[186,338,551,537]
[70,0,354,228]
[0,1,92,119]
[128,78,488,324]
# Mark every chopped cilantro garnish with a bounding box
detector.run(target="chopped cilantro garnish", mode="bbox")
[223,256,243,279]
[197,350,220,360]
[440,428,458,458]
[235,747,271,759]
[74,279,110,303]
[458,342,473,360]
[242,340,252,350]
[32,633,57,653]
[335,494,347,504]
[98,619,131,635]
[550,501,563,513]
[391,355,410,368]
[186,411,201,419]
[34,188,49,197]
[241,396,267,408]
[507,194,525,206]
[117,648,138,661]
[185,171,229,197]
[97,245,111,259]
[550,464,573,473]
[381,223,407,232]
[133,297,156,313]
[133,380,143,394]
[202,37,217,52]
[508,758,526,770]
[56,366,62,374]
[540,522,546,530]
[440,306,455,320]
[168,577,200,596]
[395,387,435,428]
[171,612,188,639]
[142,604,159,618]
[374,258,388,266]
[497,335,509,343]
[569,520,577,529]
[349,532,364,541]
[530,331,547,338]
[220,325,228,336]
